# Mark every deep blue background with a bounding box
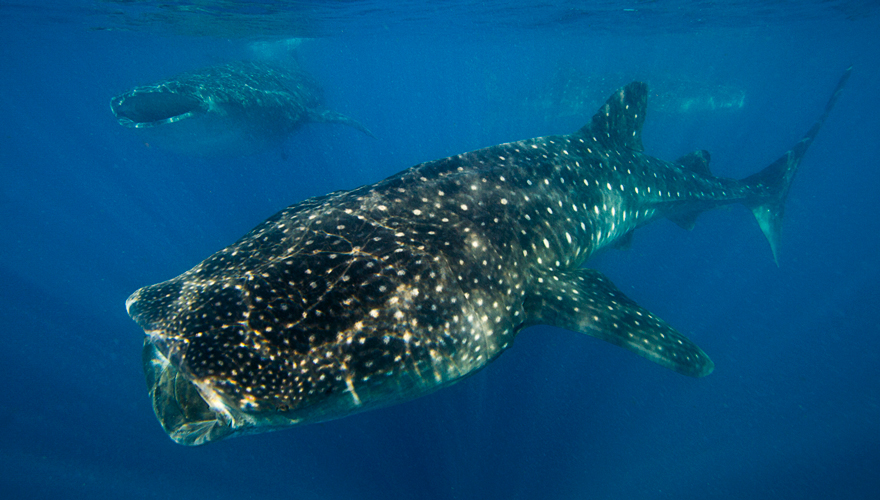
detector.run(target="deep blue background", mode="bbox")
[1,2,878,499]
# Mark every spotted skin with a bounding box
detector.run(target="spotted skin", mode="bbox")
[110,61,373,155]
[127,69,850,445]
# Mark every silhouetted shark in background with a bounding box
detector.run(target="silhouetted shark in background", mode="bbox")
[126,68,850,445]
[540,68,748,117]
[111,61,373,156]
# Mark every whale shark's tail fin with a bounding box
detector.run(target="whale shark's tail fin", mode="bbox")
[311,109,376,138]
[743,67,851,265]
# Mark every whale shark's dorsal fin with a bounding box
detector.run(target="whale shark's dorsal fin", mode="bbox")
[676,150,713,177]
[578,81,647,152]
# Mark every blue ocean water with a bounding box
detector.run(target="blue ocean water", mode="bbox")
[1,1,878,498]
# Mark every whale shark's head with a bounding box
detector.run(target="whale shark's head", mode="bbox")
[110,86,206,128]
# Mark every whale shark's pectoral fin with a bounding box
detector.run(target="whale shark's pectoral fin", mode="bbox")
[309,109,376,138]
[524,268,713,377]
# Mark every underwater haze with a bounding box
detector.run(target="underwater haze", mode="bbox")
[1,1,879,499]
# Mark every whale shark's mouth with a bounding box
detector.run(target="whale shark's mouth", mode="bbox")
[141,340,240,446]
[110,88,205,128]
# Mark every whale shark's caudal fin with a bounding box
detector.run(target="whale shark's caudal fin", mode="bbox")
[310,109,376,138]
[743,67,851,265]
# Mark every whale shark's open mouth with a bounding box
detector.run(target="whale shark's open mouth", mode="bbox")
[141,340,240,446]
[110,88,205,128]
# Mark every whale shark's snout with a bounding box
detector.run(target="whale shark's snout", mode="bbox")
[111,87,205,128]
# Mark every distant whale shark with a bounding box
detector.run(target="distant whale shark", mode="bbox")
[542,69,748,117]
[126,68,850,445]
[110,61,373,156]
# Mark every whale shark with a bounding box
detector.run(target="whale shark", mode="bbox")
[110,61,373,156]
[539,68,748,118]
[126,68,850,445]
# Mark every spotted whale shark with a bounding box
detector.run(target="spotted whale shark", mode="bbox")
[126,68,850,445]
[110,61,373,156]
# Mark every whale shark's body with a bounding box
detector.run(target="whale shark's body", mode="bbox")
[110,61,372,156]
[127,69,850,445]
